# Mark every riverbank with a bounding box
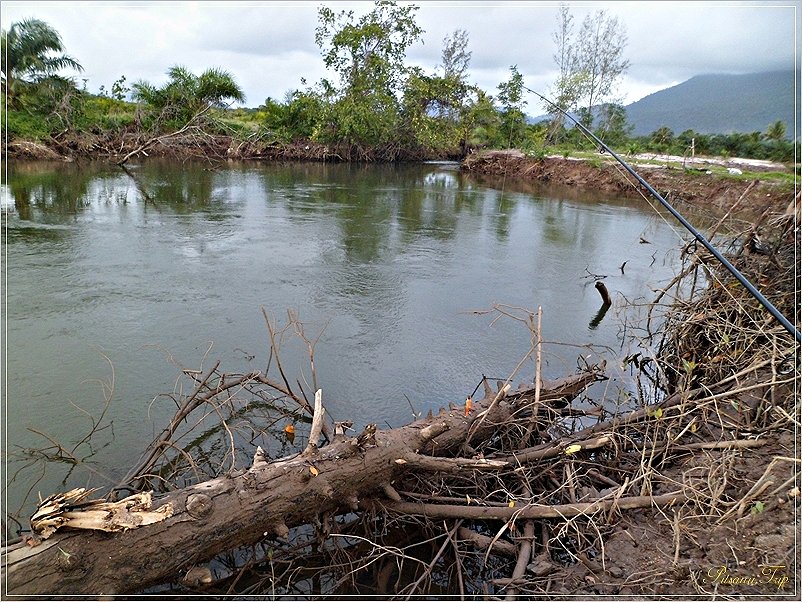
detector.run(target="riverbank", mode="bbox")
[5,132,450,164]
[462,149,796,218]
[6,133,795,211]
[462,151,800,596]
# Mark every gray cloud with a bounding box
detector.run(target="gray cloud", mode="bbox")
[2,1,797,107]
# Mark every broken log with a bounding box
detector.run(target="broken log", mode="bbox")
[2,370,603,596]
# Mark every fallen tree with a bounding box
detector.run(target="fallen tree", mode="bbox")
[3,364,606,596]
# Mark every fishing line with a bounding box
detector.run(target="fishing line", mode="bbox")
[524,86,801,344]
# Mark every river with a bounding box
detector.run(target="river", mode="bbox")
[3,159,684,522]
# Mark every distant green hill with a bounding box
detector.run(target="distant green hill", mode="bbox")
[625,71,795,138]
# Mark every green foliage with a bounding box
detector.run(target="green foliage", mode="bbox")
[595,103,632,147]
[650,126,674,151]
[463,88,501,148]
[400,67,471,151]
[625,141,640,156]
[439,29,471,81]
[5,105,52,140]
[313,0,422,147]
[316,0,422,94]
[6,7,791,166]
[1,18,83,107]
[764,119,787,142]
[259,89,326,142]
[636,126,796,163]
[99,75,130,101]
[547,6,630,133]
[131,65,245,132]
[496,66,527,148]
[77,95,136,131]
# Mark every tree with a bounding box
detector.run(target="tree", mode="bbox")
[119,66,245,164]
[439,29,471,81]
[497,65,528,147]
[313,0,422,147]
[3,369,601,596]
[131,65,245,130]
[595,102,631,146]
[573,10,630,127]
[462,87,501,148]
[548,5,629,131]
[764,120,787,142]
[1,18,83,106]
[435,29,472,121]
[547,4,577,141]
[260,88,325,142]
[650,126,674,151]
[399,30,473,152]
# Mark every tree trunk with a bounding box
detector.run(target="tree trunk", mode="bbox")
[2,371,602,596]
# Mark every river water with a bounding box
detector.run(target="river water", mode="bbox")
[3,159,684,521]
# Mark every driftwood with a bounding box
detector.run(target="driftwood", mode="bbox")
[2,371,603,596]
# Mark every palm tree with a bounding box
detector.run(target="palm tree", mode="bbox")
[131,65,245,127]
[119,66,246,164]
[1,18,83,105]
[764,120,787,143]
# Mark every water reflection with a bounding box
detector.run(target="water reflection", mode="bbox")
[4,158,685,521]
[7,161,94,221]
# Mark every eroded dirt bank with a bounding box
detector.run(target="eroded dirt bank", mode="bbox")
[462,150,794,217]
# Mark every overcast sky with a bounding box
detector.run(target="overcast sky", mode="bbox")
[2,1,799,112]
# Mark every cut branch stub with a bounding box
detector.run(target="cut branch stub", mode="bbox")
[185,493,214,519]
[595,280,612,306]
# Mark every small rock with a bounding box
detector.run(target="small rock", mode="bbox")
[527,554,554,577]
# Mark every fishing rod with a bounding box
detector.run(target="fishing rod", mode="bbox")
[525,86,801,344]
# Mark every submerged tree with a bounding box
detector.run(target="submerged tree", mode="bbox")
[1,18,83,106]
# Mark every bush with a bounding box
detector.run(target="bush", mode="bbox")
[5,107,53,140]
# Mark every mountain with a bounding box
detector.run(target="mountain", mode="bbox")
[624,71,795,137]
[528,71,795,138]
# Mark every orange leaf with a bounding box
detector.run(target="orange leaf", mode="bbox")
[284,424,295,434]
[309,466,319,476]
